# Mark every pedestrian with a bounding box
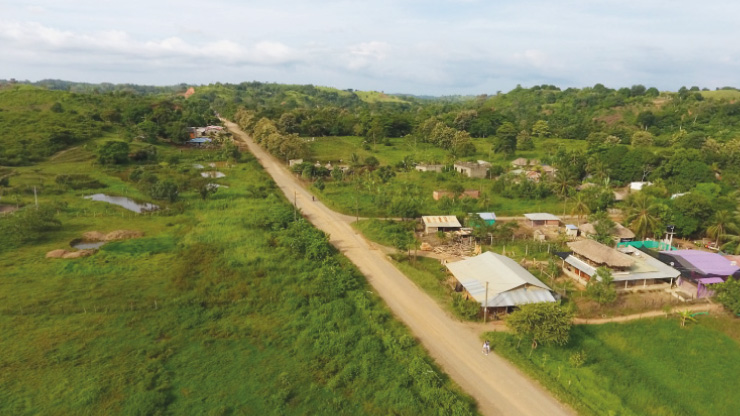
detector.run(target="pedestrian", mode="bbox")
[482,340,490,355]
[312,195,315,201]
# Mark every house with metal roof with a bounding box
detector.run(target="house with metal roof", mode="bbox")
[560,239,680,290]
[446,252,556,315]
[421,216,462,234]
[658,250,740,298]
[524,213,560,227]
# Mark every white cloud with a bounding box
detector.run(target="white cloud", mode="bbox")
[0,21,300,67]
[346,41,390,70]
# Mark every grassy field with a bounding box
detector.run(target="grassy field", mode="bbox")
[0,141,478,415]
[488,316,740,416]
[700,89,740,100]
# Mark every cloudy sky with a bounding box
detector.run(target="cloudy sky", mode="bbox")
[1,0,739,95]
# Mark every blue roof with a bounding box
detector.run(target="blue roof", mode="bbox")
[188,138,212,143]
[477,212,496,220]
[565,224,578,230]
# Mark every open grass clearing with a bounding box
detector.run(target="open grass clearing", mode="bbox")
[487,316,740,416]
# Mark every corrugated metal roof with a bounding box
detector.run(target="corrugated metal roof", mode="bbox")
[524,213,560,221]
[447,252,554,306]
[663,250,739,277]
[488,287,556,307]
[565,224,578,230]
[422,216,462,228]
[478,212,496,221]
[565,251,680,281]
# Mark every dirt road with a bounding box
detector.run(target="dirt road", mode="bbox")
[224,120,574,416]
[574,303,721,324]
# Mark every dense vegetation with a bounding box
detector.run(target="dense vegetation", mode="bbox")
[487,317,740,416]
[207,81,740,243]
[0,82,217,165]
[0,116,476,413]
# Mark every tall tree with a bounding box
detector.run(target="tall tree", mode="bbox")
[706,210,738,248]
[625,193,662,239]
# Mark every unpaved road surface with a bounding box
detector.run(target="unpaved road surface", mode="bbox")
[574,303,721,325]
[224,120,574,416]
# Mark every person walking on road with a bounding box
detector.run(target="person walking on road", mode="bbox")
[482,340,491,355]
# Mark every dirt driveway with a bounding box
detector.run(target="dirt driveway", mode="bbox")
[224,120,574,416]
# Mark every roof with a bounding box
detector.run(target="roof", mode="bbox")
[524,213,560,221]
[188,137,212,143]
[567,239,634,268]
[564,248,679,281]
[454,161,486,169]
[579,222,635,239]
[629,181,652,191]
[661,250,740,277]
[565,224,579,230]
[477,212,496,221]
[446,252,555,307]
[422,216,462,228]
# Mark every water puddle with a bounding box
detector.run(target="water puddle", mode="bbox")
[84,194,159,213]
[193,164,205,169]
[201,171,225,178]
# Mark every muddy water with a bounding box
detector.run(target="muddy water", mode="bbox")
[84,194,159,213]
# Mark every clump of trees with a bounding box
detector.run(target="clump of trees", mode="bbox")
[507,302,574,349]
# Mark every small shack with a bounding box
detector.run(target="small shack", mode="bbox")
[446,252,556,316]
[524,213,560,227]
[422,216,462,234]
[477,212,496,225]
[289,158,303,167]
[454,161,488,178]
[565,224,579,238]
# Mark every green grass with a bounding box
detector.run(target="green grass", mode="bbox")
[0,141,478,415]
[353,91,410,104]
[700,89,740,100]
[308,136,449,165]
[352,219,416,247]
[488,317,740,416]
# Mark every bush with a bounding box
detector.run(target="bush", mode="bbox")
[97,141,129,165]
[452,293,480,320]
[54,174,105,190]
[148,180,179,202]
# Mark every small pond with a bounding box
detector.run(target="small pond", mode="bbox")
[70,240,106,250]
[201,171,226,178]
[84,194,159,213]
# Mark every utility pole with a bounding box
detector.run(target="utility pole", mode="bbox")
[484,281,489,323]
[34,186,38,209]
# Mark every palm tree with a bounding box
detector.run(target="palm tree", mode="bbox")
[571,193,590,225]
[677,310,697,328]
[721,233,740,255]
[625,193,661,240]
[706,210,739,248]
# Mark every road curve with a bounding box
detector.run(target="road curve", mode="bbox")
[224,120,575,416]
